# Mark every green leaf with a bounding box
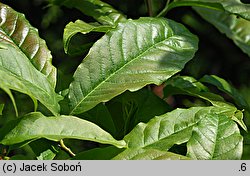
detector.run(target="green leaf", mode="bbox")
[164,76,232,108]
[112,148,190,160]
[68,17,198,114]
[0,86,18,116]
[123,106,243,159]
[194,7,250,57]
[124,107,208,150]
[52,0,126,25]
[64,20,112,54]
[187,113,243,159]
[162,0,250,21]
[0,3,60,115]
[200,75,250,111]
[231,110,247,132]
[0,112,126,148]
[0,3,57,88]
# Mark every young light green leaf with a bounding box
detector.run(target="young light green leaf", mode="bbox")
[0,112,126,148]
[64,20,112,54]
[51,0,126,25]
[231,110,247,131]
[200,75,250,111]
[162,0,250,21]
[187,113,243,159]
[194,7,250,57]
[37,149,57,160]
[69,17,198,114]
[0,3,60,115]
[112,148,190,160]
[0,3,57,88]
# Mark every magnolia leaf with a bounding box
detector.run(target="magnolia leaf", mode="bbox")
[0,3,60,115]
[194,7,250,57]
[200,75,250,111]
[124,107,210,150]
[0,2,56,88]
[164,76,233,108]
[52,0,126,25]
[64,20,112,54]
[68,17,198,114]
[0,112,126,148]
[164,0,250,21]
[112,148,190,160]
[187,113,243,159]
[123,106,243,160]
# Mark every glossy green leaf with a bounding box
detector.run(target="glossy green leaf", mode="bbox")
[64,20,112,54]
[0,112,126,148]
[187,113,243,159]
[164,76,232,108]
[52,0,126,25]
[162,0,250,21]
[200,75,250,111]
[164,76,247,129]
[0,3,60,115]
[0,3,57,88]
[194,7,250,57]
[0,44,60,115]
[68,17,198,114]
[112,148,190,160]
[123,106,243,159]
[124,107,210,150]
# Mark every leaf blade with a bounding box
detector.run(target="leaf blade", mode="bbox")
[0,112,126,148]
[69,17,198,114]
[187,113,243,160]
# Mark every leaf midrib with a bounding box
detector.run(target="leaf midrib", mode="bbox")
[70,32,179,114]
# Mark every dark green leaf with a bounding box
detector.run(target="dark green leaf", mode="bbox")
[72,146,124,160]
[164,76,232,108]
[69,17,198,114]
[187,113,243,159]
[194,7,250,57]
[164,0,250,21]
[52,0,126,25]
[0,112,126,148]
[200,75,250,111]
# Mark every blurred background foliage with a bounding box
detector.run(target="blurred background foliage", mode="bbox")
[0,0,250,159]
